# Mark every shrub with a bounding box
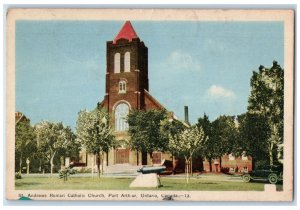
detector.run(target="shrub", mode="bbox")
[59,166,77,181]
[15,172,22,179]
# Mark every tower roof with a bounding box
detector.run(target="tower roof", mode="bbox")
[113,21,138,44]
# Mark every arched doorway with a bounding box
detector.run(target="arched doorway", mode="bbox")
[116,148,129,164]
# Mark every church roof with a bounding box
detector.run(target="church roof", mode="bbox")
[144,90,190,127]
[113,21,138,44]
[144,89,165,110]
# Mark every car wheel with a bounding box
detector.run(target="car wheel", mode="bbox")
[268,174,278,184]
[242,174,251,182]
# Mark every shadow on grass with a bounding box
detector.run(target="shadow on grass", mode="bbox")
[201,182,219,185]
[159,185,173,189]
[114,177,132,180]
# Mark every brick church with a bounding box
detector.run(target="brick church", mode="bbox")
[77,21,252,173]
[79,21,173,167]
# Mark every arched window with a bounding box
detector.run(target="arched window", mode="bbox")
[119,80,126,93]
[124,52,130,72]
[115,103,129,131]
[114,53,120,73]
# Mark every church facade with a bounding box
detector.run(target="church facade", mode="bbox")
[81,21,174,167]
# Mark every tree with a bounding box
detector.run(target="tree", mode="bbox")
[35,121,76,175]
[247,61,284,165]
[210,115,237,169]
[196,113,214,172]
[160,118,186,173]
[76,108,115,177]
[15,119,37,173]
[127,109,168,164]
[58,126,78,168]
[235,113,270,168]
[168,126,207,183]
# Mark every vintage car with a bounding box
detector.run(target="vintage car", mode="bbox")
[242,165,283,184]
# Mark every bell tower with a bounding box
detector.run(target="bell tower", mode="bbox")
[101,21,148,129]
[97,21,170,166]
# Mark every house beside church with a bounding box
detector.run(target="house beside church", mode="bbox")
[15,111,30,125]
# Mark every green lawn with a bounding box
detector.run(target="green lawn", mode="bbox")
[15,176,282,191]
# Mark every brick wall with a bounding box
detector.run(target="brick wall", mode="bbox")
[203,154,253,173]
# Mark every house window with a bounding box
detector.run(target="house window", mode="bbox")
[119,80,126,93]
[115,103,129,131]
[229,154,235,161]
[243,167,248,173]
[124,52,130,72]
[242,155,248,161]
[242,151,248,160]
[114,53,120,73]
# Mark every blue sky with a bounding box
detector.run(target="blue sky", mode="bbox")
[15,21,284,129]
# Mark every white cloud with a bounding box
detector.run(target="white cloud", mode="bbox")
[207,85,236,99]
[166,50,201,72]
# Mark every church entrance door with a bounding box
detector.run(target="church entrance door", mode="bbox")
[116,148,129,164]
[152,152,162,165]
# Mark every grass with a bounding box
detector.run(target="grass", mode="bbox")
[15,176,283,191]
[15,177,133,190]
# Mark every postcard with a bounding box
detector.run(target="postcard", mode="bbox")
[6,8,294,201]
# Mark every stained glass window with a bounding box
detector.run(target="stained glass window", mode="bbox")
[115,103,129,131]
